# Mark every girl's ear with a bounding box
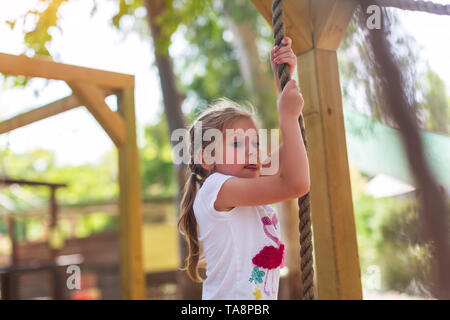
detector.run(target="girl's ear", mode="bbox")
[194,149,204,168]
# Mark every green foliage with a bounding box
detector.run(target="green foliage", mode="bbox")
[179,11,249,111]
[352,169,433,296]
[140,113,177,198]
[111,0,213,56]
[73,213,118,238]
[157,0,212,55]
[1,0,67,88]
[0,213,118,243]
[23,0,68,56]
[169,0,279,129]
[0,74,29,89]
[24,217,47,242]
[339,9,425,125]
[0,148,118,206]
[112,0,143,29]
[419,68,450,135]
[222,0,260,27]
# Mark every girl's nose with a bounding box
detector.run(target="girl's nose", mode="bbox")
[246,140,259,162]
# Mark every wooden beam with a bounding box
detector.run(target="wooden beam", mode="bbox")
[0,178,67,188]
[250,0,313,55]
[0,198,174,218]
[298,48,362,300]
[311,0,357,51]
[69,82,126,147]
[251,0,356,55]
[0,52,134,89]
[7,216,19,299]
[0,95,81,134]
[117,88,146,299]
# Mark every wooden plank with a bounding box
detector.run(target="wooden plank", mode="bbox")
[311,0,357,51]
[0,178,67,188]
[250,0,313,55]
[0,95,81,134]
[251,0,356,54]
[298,48,362,299]
[117,88,146,300]
[284,0,313,53]
[1,198,174,219]
[0,52,134,89]
[69,82,126,147]
[146,270,177,286]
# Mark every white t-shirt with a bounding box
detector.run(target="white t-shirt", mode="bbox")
[193,172,285,300]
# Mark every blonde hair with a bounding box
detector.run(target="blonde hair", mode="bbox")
[177,98,260,282]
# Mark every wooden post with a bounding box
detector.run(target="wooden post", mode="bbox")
[49,186,64,300]
[117,87,146,299]
[298,48,362,299]
[252,0,362,299]
[8,216,18,267]
[7,216,18,299]
[0,272,11,300]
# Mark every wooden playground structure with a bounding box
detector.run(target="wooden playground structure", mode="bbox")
[0,53,145,299]
[1,0,449,299]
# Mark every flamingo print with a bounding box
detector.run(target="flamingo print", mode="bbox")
[251,209,285,296]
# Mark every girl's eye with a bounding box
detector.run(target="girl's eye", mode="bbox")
[233,141,241,147]
[252,142,260,148]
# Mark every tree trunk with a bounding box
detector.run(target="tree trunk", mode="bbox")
[144,0,202,300]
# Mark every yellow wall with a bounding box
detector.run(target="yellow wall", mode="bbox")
[142,223,179,272]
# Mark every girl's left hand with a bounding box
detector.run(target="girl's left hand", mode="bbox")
[270,37,297,93]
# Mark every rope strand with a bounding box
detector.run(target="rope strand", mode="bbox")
[378,0,450,15]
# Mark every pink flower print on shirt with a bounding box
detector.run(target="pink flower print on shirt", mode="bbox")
[271,213,278,229]
[252,243,285,270]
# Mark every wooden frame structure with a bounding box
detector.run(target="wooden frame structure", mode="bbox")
[0,53,146,299]
[252,0,362,299]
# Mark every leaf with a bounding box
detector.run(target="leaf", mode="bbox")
[6,20,15,29]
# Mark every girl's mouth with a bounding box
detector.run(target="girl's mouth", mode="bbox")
[244,164,258,171]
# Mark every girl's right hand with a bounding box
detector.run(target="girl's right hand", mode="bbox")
[271,37,296,93]
[277,79,304,120]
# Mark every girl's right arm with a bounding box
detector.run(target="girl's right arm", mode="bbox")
[215,80,310,211]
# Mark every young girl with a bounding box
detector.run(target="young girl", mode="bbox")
[178,37,310,300]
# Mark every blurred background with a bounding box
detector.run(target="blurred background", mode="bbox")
[0,0,449,300]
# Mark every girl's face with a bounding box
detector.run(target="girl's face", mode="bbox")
[213,117,261,178]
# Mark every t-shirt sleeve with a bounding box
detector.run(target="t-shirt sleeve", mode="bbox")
[199,172,236,218]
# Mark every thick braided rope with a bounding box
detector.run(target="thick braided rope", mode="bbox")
[272,0,315,300]
[378,0,450,15]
